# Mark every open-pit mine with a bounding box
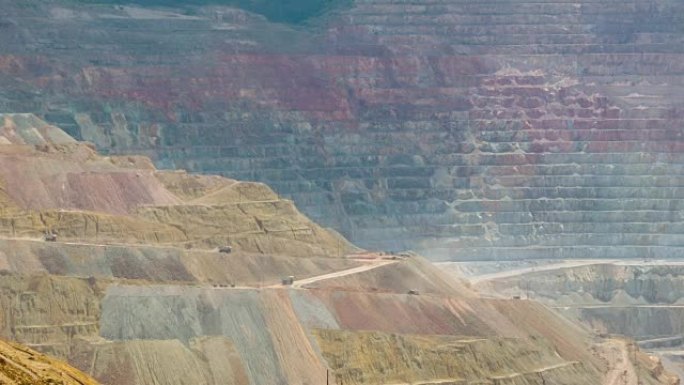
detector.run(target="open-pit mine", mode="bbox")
[1,0,684,384]
[0,112,676,385]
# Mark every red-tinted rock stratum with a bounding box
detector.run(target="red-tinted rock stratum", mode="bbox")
[2,0,684,260]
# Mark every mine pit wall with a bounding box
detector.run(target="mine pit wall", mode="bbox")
[569,307,684,341]
[6,234,682,385]
[98,287,291,385]
[0,263,606,385]
[476,262,684,384]
[95,285,604,385]
[0,238,362,385]
[485,264,684,305]
[0,1,683,260]
[0,132,357,259]
[475,262,682,384]
[0,239,361,286]
[313,329,597,385]
[0,274,102,359]
[482,264,684,341]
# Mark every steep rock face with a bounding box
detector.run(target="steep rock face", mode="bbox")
[481,263,684,306]
[475,262,684,339]
[2,1,684,260]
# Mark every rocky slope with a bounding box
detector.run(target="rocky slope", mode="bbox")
[0,116,671,384]
[2,0,684,260]
[0,113,353,257]
[0,338,99,385]
[449,259,684,383]
[460,260,684,337]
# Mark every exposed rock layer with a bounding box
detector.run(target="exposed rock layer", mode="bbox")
[0,114,354,257]
[2,1,684,259]
[452,259,684,383]
[0,122,659,384]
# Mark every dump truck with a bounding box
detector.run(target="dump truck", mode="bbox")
[44,233,57,242]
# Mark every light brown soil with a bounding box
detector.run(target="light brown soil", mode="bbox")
[0,338,99,385]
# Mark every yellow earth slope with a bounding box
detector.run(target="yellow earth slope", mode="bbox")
[0,338,99,385]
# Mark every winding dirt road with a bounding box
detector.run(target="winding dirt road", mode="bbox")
[467,260,619,284]
[291,260,397,288]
